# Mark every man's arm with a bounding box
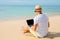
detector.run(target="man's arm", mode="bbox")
[48,22,50,27]
[31,24,38,31]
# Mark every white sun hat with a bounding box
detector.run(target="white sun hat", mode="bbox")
[35,5,42,9]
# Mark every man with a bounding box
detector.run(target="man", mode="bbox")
[24,5,50,38]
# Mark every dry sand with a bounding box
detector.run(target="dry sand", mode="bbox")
[0,15,60,40]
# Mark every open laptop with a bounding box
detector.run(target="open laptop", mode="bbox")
[26,19,34,27]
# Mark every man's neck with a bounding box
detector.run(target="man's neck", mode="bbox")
[38,13,42,14]
[40,12,42,14]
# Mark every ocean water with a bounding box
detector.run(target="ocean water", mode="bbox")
[0,5,60,20]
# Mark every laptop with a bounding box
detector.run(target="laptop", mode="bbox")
[26,19,34,27]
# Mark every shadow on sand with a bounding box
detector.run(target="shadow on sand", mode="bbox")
[46,32,60,39]
[24,32,60,39]
[21,26,60,39]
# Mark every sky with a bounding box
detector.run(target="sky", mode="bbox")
[0,0,60,5]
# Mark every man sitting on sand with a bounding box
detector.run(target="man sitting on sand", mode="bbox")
[24,5,50,38]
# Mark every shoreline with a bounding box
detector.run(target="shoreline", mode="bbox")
[0,14,60,21]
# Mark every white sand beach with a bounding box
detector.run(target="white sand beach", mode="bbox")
[0,15,60,40]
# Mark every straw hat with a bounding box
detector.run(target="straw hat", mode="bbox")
[35,5,42,9]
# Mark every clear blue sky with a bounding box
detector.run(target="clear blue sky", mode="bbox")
[0,0,60,5]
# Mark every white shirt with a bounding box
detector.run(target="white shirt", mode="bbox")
[34,14,48,37]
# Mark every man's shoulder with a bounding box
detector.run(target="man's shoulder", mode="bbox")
[34,14,48,19]
[42,14,48,17]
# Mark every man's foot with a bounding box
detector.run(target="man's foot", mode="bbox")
[23,29,30,33]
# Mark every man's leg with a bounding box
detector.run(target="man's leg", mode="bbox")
[23,26,39,38]
[29,28,38,38]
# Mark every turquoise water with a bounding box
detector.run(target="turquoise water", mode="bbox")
[0,5,60,19]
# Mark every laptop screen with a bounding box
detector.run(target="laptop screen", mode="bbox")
[26,19,34,27]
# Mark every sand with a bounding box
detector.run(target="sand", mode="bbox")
[0,15,60,40]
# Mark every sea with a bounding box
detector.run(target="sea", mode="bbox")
[0,5,60,20]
